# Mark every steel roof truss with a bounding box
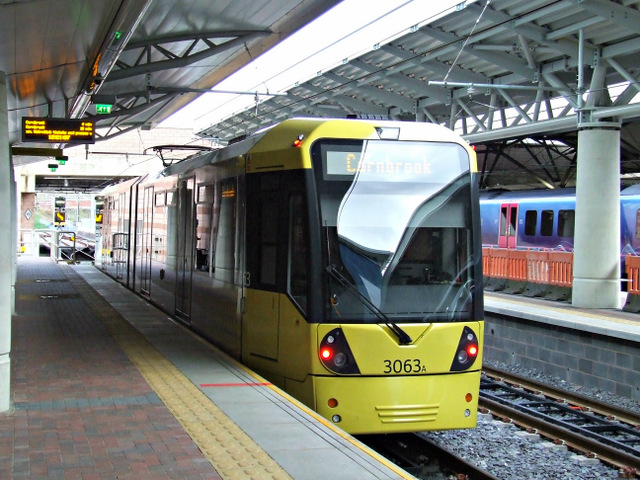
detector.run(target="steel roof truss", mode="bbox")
[522,140,561,185]
[494,144,555,189]
[106,30,270,82]
[456,98,488,132]
[497,89,532,124]
[580,0,640,36]
[93,91,177,127]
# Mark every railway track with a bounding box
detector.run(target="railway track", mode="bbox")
[480,366,640,474]
[359,432,500,480]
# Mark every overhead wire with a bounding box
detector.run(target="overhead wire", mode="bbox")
[206,1,629,139]
[443,0,492,83]
[204,0,537,135]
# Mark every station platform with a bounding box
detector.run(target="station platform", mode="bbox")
[1,256,414,480]
[483,290,640,401]
[484,291,640,342]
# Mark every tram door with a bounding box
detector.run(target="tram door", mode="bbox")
[175,178,195,322]
[243,172,286,361]
[499,203,518,248]
[139,186,154,296]
[113,191,129,281]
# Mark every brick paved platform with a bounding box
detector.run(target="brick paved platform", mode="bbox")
[1,256,412,480]
[1,257,223,479]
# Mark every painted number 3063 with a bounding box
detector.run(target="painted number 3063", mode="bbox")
[383,359,426,374]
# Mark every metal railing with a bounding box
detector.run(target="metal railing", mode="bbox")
[18,228,96,263]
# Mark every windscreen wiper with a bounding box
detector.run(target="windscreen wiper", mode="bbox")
[326,265,413,345]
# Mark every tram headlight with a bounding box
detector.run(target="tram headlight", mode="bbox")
[457,349,469,364]
[450,326,479,371]
[319,328,360,374]
[334,352,347,367]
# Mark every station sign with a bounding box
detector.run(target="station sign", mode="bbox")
[22,117,95,144]
[95,196,104,225]
[95,104,112,114]
[54,196,66,227]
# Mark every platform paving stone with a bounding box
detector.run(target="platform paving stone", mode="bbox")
[0,257,222,479]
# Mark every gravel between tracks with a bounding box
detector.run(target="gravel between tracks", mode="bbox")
[421,359,640,480]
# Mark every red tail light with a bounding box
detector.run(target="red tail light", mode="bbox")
[450,326,479,371]
[319,328,360,374]
[320,347,333,360]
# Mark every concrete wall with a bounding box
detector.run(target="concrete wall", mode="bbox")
[484,314,640,401]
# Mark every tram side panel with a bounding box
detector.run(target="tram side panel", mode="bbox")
[189,163,245,360]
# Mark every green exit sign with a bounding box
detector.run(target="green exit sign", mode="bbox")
[96,104,112,114]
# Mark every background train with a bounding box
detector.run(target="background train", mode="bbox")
[97,117,484,434]
[480,185,640,257]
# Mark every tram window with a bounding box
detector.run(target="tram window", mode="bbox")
[197,184,213,204]
[558,209,575,237]
[260,172,280,191]
[540,210,554,236]
[259,199,278,285]
[636,210,640,240]
[288,194,308,312]
[524,210,537,236]
[246,172,289,290]
[213,180,237,280]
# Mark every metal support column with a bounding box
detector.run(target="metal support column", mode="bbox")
[572,122,621,308]
[0,71,12,412]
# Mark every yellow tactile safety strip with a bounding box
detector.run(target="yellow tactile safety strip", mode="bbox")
[201,345,416,480]
[63,269,293,480]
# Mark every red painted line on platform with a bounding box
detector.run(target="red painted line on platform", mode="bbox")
[200,382,273,388]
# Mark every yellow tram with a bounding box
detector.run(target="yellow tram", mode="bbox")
[98,118,484,434]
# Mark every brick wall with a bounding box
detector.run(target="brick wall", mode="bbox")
[484,313,640,401]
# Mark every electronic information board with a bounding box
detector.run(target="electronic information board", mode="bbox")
[22,117,95,144]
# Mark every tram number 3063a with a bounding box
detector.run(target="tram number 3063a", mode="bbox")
[383,358,426,374]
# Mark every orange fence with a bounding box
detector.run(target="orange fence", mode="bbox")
[624,254,640,312]
[483,247,573,301]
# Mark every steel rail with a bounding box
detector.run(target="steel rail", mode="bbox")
[479,370,640,471]
[359,433,501,480]
[479,395,640,471]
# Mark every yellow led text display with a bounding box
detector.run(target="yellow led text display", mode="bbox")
[22,117,95,144]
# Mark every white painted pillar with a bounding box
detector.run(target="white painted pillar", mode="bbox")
[0,71,11,411]
[572,124,621,308]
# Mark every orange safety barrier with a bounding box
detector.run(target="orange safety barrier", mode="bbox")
[546,251,573,301]
[482,247,508,291]
[504,249,527,294]
[623,254,640,312]
[626,254,640,295]
[482,247,574,301]
[523,250,549,297]
[482,247,491,279]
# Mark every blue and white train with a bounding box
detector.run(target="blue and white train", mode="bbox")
[479,184,640,258]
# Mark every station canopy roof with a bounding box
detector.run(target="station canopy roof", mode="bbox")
[3,0,640,190]
[2,0,340,156]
